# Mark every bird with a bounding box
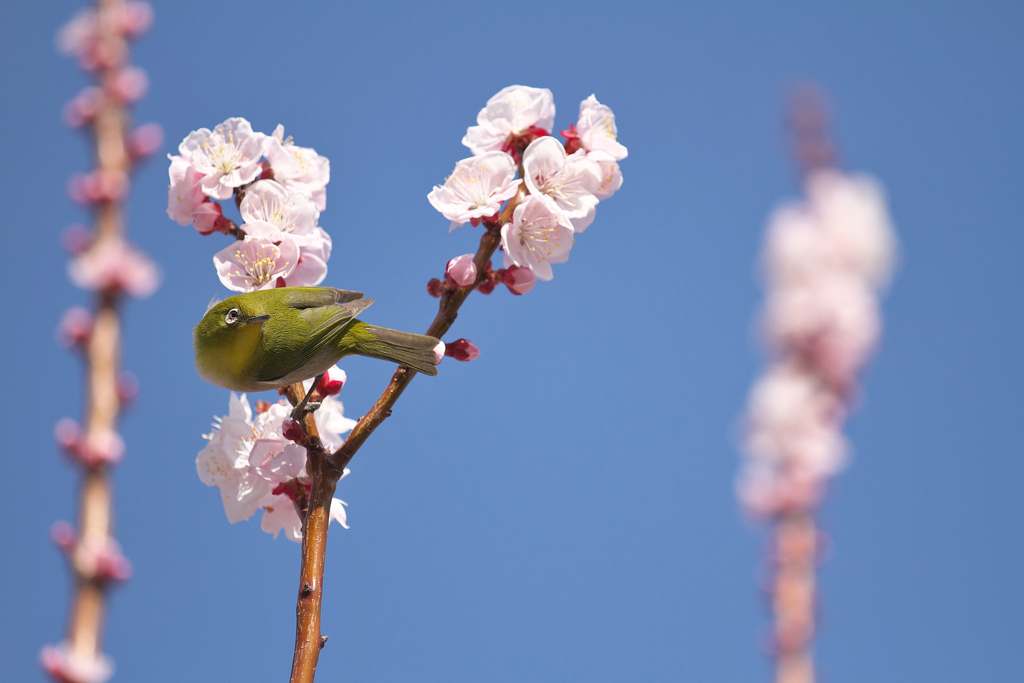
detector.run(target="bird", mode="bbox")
[193,287,443,393]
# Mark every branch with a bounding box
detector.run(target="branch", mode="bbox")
[285,186,522,683]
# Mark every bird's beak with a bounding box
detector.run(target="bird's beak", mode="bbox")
[247,314,271,324]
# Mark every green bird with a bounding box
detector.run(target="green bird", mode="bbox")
[194,287,442,392]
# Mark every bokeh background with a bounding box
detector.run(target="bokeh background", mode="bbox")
[2,2,1022,681]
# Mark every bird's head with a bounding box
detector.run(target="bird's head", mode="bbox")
[194,294,272,350]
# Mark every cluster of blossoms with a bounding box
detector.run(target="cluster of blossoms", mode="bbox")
[167,118,331,292]
[427,86,626,295]
[197,369,354,542]
[739,169,898,516]
[167,119,353,538]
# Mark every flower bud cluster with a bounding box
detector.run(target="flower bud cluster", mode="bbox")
[167,119,333,293]
[427,86,626,288]
[196,375,354,541]
[738,170,898,517]
[54,419,126,467]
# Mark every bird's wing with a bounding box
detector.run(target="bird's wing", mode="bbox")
[282,287,366,309]
[253,295,375,384]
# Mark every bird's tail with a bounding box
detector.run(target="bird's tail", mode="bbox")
[351,322,443,376]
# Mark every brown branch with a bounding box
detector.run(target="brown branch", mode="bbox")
[285,185,523,683]
[771,511,818,683]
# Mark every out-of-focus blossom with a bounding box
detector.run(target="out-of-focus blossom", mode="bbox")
[62,224,94,254]
[62,87,101,128]
[428,152,519,231]
[69,239,160,298]
[40,642,114,683]
[127,122,163,158]
[575,95,628,160]
[445,254,478,288]
[57,307,93,348]
[69,170,129,204]
[264,125,330,211]
[166,155,206,226]
[213,236,298,292]
[106,65,147,103]
[72,535,133,582]
[55,8,99,60]
[522,138,601,220]
[178,118,265,200]
[463,85,555,156]
[500,195,575,281]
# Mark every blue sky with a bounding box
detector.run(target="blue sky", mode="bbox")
[2,2,1022,682]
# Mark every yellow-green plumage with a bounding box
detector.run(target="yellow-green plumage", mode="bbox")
[194,287,441,392]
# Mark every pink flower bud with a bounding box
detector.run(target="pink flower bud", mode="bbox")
[62,87,102,128]
[502,265,536,295]
[445,254,478,289]
[282,419,305,443]
[190,200,225,235]
[54,418,83,455]
[116,372,138,407]
[61,224,94,255]
[121,1,154,38]
[50,521,78,552]
[78,430,125,466]
[426,278,444,298]
[127,122,163,158]
[316,367,346,396]
[69,239,160,298]
[444,338,480,362]
[476,279,497,295]
[40,643,113,683]
[57,308,93,349]
[107,66,148,104]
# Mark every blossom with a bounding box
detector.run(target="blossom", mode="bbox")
[69,238,160,298]
[265,125,330,211]
[576,95,628,160]
[463,85,556,156]
[522,138,601,219]
[500,195,575,281]
[588,150,623,201]
[428,152,519,230]
[287,227,332,287]
[40,642,114,683]
[166,154,206,226]
[178,118,265,200]
[213,236,298,292]
[240,179,320,245]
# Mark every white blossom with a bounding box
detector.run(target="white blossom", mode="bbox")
[521,137,601,220]
[463,85,555,156]
[500,195,575,281]
[178,117,266,200]
[427,152,519,230]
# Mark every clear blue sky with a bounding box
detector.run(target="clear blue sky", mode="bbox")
[2,2,1022,681]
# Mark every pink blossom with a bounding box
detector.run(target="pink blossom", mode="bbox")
[69,170,129,204]
[69,239,160,298]
[463,85,556,156]
[40,642,114,683]
[500,195,575,281]
[62,224,94,254]
[213,236,298,292]
[240,180,319,244]
[178,118,266,200]
[522,137,602,220]
[286,227,332,287]
[62,87,101,128]
[264,125,330,211]
[166,154,206,226]
[576,95,628,160]
[428,152,519,230]
[72,535,132,582]
[445,254,478,288]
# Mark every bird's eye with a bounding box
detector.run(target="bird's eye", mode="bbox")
[225,308,240,324]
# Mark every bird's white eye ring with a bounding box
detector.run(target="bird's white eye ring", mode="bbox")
[225,308,240,324]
